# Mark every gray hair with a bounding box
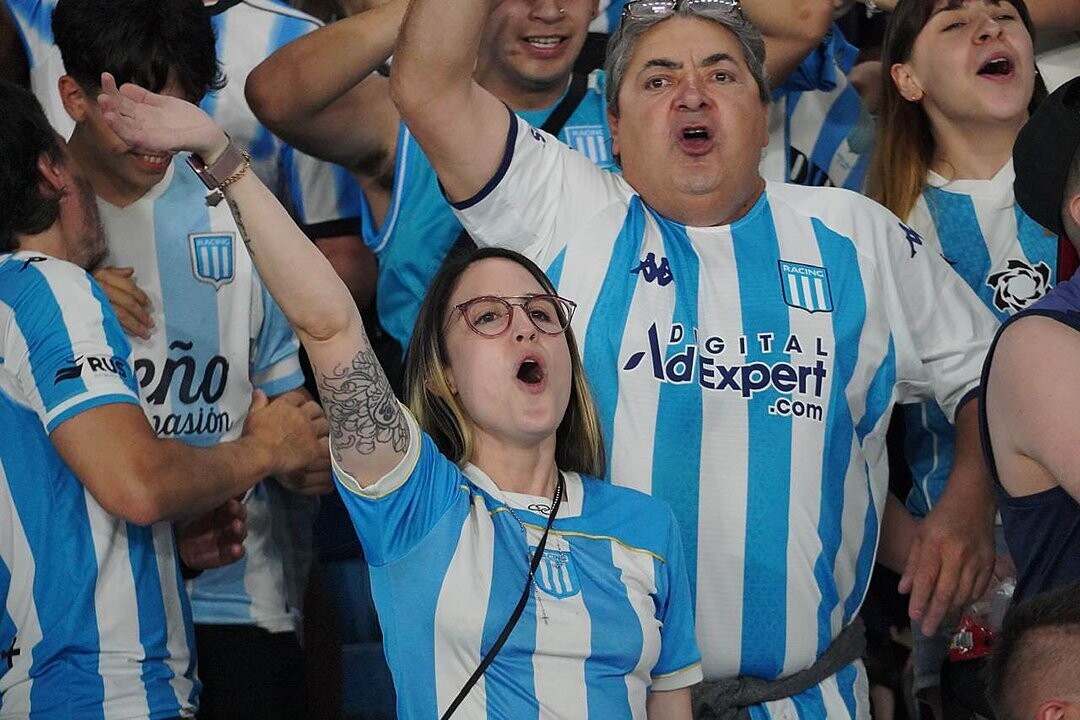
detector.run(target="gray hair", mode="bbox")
[604,4,769,116]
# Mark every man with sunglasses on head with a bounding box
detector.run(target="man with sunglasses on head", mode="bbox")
[391,0,1001,715]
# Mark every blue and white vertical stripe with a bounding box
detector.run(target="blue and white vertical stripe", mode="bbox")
[98,165,304,632]
[453,115,998,717]
[0,252,196,718]
[902,164,1057,516]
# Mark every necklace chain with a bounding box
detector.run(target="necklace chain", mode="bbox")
[503,474,564,626]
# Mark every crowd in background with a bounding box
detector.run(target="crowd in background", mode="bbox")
[0,0,1079,718]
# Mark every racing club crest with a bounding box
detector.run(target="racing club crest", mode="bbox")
[778,260,833,313]
[531,545,580,599]
[189,233,235,289]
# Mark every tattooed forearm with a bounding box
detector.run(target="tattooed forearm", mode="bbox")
[317,346,408,458]
[225,195,253,249]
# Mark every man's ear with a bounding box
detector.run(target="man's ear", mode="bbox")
[1067,191,1080,236]
[58,75,91,122]
[36,150,67,196]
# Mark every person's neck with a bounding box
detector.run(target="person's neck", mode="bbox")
[929,117,1025,181]
[652,177,766,228]
[12,227,70,263]
[471,433,560,497]
[476,68,570,112]
[67,129,152,209]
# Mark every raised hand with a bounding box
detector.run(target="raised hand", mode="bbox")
[97,71,228,161]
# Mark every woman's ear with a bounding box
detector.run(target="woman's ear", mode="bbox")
[890,62,925,103]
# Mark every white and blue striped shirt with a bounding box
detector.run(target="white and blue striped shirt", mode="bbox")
[452,113,999,718]
[98,162,305,632]
[3,0,366,234]
[372,70,614,354]
[762,25,872,193]
[332,410,702,719]
[0,252,197,719]
[901,162,1056,517]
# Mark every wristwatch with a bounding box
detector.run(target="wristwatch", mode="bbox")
[186,139,247,190]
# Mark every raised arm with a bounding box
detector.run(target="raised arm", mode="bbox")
[244,0,405,173]
[388,0,510,202]
[98,74,408,487]
[742,0,834,89]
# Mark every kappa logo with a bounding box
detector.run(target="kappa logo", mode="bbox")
[189,233,235,289]
[54,354,129,384]
[900,222,924,258]
[778,260,833,313]
[19,256,48,272]
[631,252,674,287]
[531,546,580,599]
[987,258,1052,313]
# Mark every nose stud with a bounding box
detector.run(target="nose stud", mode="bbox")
[558,6,566,13]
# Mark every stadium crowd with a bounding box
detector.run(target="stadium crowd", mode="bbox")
[0,0,1078,718]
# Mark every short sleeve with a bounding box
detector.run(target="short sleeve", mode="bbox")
[2,255,140,433]
[331,406,470,566]
[650,507,704,691]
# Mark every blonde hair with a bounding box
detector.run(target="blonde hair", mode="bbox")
[404,247,606,478]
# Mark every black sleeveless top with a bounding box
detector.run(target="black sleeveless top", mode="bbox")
[980,280,1080,602]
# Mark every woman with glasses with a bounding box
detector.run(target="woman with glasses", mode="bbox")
[95,74,703,719]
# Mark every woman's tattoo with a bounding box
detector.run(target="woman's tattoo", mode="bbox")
[317,347,408,457]
[226,195,253,249]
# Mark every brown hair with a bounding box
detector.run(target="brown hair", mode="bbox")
[866,0,1043,220]
[404,247,606,478]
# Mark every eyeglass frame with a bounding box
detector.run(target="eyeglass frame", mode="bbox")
[620,0,743,22]
[449,294,578,338]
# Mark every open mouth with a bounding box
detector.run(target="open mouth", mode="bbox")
[978,56,1013,77]
[682,126,710,141]
[516,358,545,385]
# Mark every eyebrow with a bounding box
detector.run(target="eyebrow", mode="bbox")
[640,52,737,71]
[930,0,1004,18]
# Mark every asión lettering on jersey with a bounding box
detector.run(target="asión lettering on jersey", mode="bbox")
[189,232,236,289]
[622,323,831,422]
[134,339,232,438]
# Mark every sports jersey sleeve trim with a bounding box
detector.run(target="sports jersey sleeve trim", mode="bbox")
[331,401,421,499]
[253,361,305,398]
[46,393,141,434]
[650,661,704,692]
[300,217,363,241]
[954,384,980,420]
[447,105,518,211]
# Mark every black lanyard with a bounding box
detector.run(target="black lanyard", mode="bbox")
[440,473,566,719]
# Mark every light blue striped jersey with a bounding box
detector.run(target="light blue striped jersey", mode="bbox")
[762,25,872,192]
[3,0,367,234]
[372,69,615,354]
[331,410,703,719]
[452,113,999,718]
[901,162,1056,517]
[97,162,306,632]
[202,0,368,233]
[0,251,197,719]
